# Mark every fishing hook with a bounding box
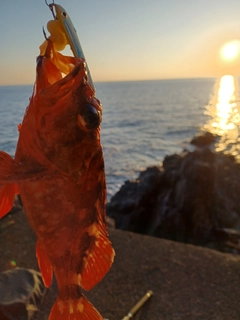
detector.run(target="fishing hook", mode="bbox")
[45,0,55,6]
[42,27,48,40]
[45,0,56,19]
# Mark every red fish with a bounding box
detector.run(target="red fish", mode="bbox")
[0,40,115,319]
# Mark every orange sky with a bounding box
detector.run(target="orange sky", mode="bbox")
[1,1,240,85]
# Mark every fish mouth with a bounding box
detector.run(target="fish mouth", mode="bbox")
[37,40,87,88]
[36,40,102,131]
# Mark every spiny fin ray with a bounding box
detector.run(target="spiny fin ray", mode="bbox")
[36,240,53,288]
[81,225,115,291]
[0,183,18,218]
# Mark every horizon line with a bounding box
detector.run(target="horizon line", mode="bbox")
[0,75,224,87]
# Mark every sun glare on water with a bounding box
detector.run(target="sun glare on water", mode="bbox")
[204,75,240,158]
[221,40,240,61]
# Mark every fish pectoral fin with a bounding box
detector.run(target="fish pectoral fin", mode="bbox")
[81,227,115,291]
[0,151,49,183]
[0,183,18,218]
[0,151,19,183]
[0,151,31,183]
[36,240,53,288]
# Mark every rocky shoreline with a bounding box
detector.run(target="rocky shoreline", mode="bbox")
[107,132,240,254]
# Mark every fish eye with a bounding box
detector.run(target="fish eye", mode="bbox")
[62,11,68,18]
[80,104,102,130]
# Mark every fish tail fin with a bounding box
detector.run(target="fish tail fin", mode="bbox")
[49,294,103,320]
[0,183,18,218]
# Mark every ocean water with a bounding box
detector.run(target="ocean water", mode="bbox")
[0,77,239,200]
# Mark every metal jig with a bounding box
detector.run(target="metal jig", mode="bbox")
[43,1,95,89]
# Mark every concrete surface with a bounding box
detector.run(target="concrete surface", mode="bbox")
[1,207,240,319]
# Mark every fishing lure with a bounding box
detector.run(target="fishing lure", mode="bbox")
[44,1,94,88]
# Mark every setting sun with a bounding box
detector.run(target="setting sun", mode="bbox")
[221,40,240,61]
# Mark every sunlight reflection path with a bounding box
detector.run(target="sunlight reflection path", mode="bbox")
[203,75,240,159]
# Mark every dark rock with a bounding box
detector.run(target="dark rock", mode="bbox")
[162,153,182,187]
[107,134,240,253]
[0,268,46,320]
[190,131,217,147]
[106,216,115,229]
[106,166,162,233]
[213,228,240,242]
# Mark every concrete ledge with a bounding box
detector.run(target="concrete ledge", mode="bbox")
[1,208,240,319]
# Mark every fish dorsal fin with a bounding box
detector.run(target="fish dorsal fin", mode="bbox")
[80,223,115,291]
[36,240,53,288]
[0,183,18,218]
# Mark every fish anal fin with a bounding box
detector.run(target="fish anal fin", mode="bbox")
[36,240,53,288]
[0,183,18,218]
[81,224,115,291]
[49,295,103,320]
